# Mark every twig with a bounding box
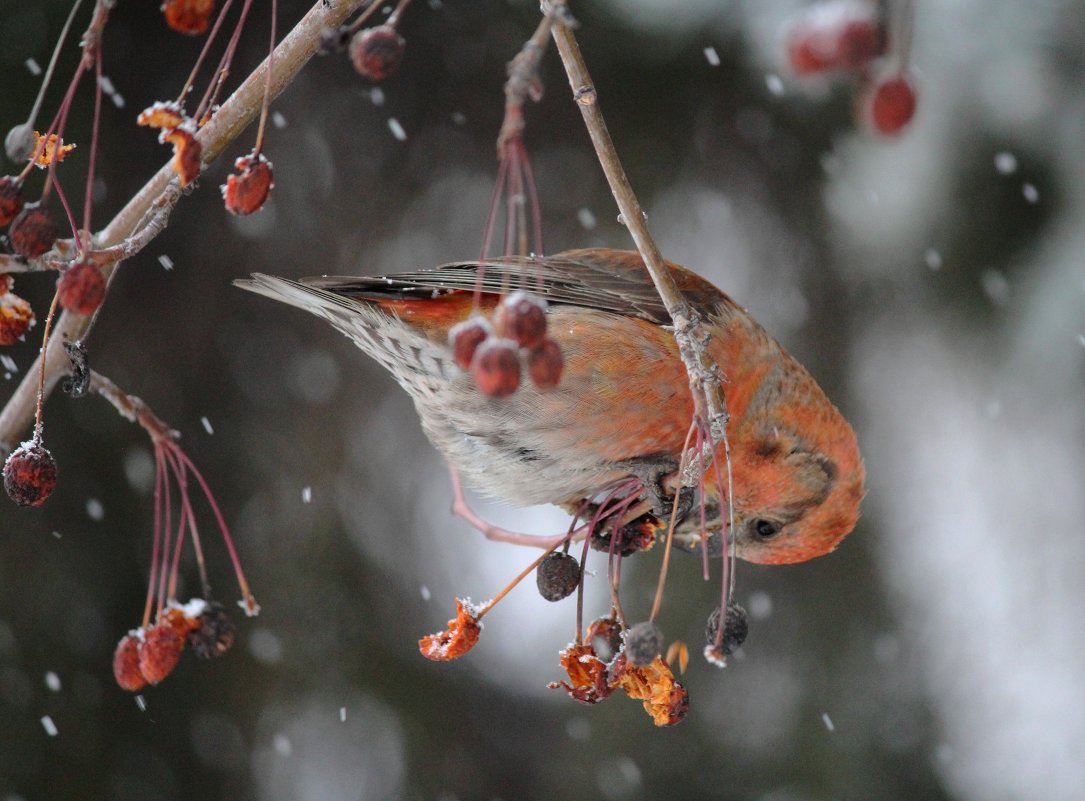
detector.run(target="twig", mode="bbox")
[0,0,370,453]
[545,0,728,445]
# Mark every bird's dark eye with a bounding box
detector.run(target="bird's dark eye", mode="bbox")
[752,519,781,540]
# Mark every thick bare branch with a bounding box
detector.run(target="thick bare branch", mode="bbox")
[0,0,369,452]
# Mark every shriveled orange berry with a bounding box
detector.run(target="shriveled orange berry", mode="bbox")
[449,316,492,371]
[8,205,59,259]
[0,291,35,345]
[548,643,613,705]
[494,291,547,349]
[138,621,185,684]
[31,132,76,168]
[528,337,563,390]
[113,632,148,692]
[470,337,520,398]
[137,101,186,131]
[223,153,273,215]
[57,260,106,315]
[161,127,202,186]
[0,175,24,226]
[349,25,406,81]
[162,0,216,35]
[418,598,480,661]
[608,653,689,727]
[4,441,57,507]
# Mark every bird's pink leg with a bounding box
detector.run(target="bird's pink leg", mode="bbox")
[447,465,579,548]
[447,465,653,549]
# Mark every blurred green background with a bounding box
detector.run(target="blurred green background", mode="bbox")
[2,1,1084,799]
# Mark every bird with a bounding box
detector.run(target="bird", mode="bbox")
[236,248,864,565]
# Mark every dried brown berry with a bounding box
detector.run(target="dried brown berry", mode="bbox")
[706,603,749,656]
[624,621,663,667]
[349,25,406,81]
[449,316,492,371]
[138,621,185,684]
[57,260,106,315]
[494,291,547,349]
[0,291,35,345]
[0,176,24,227]
[470,337,520,398]
[187,601,236,659]
[113,632,148,692]
[223,153,273,215]
[162,0,215,35]
[535,552,581,602]
[864,73,918,136]
[4,441,57,507]
[586,615,623,662]
[8,205,59,259]
[528,337,563,390]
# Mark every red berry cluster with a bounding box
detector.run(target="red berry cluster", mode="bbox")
[786,0,918,136]
[449,291,564,398]
[113,599,236,691]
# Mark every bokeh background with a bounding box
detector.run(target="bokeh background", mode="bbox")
[2,0,1084,799]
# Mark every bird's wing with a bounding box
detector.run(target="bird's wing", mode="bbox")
[297,248,732,325]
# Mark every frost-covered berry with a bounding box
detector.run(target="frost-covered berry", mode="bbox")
[5,124,36,164]
[536,552,581,601]
[162,0,215,35]
[864,73,918,135]
[449,316,492,371]
[0,175,25,227]
[470,337,520,398]
[138,621,185,684]
[349,25,406,81]
[113,632,148,692]
[706,603,749,656]
[624,621,663,667]
[187,601,236,659]
[0,291,35,345]
[4,441,57,507]
[57,260,106,315]
[8,205,59,259]
[528,337,563,390]
[223,153,274,215]
[494,291,548,349]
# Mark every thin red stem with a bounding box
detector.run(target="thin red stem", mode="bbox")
[81,55,104,243]
[173,448,258,614]
[143,446,168,628]
[177,0,236,107]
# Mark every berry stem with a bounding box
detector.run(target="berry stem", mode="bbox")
[20,0,86,137]
[648,419,698,623]
[144,445,168,628]
[176,0,237,107]
[81,54,104,247]
[474,543,561,622]
[252,0,278,157]
[32,291,61,443]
